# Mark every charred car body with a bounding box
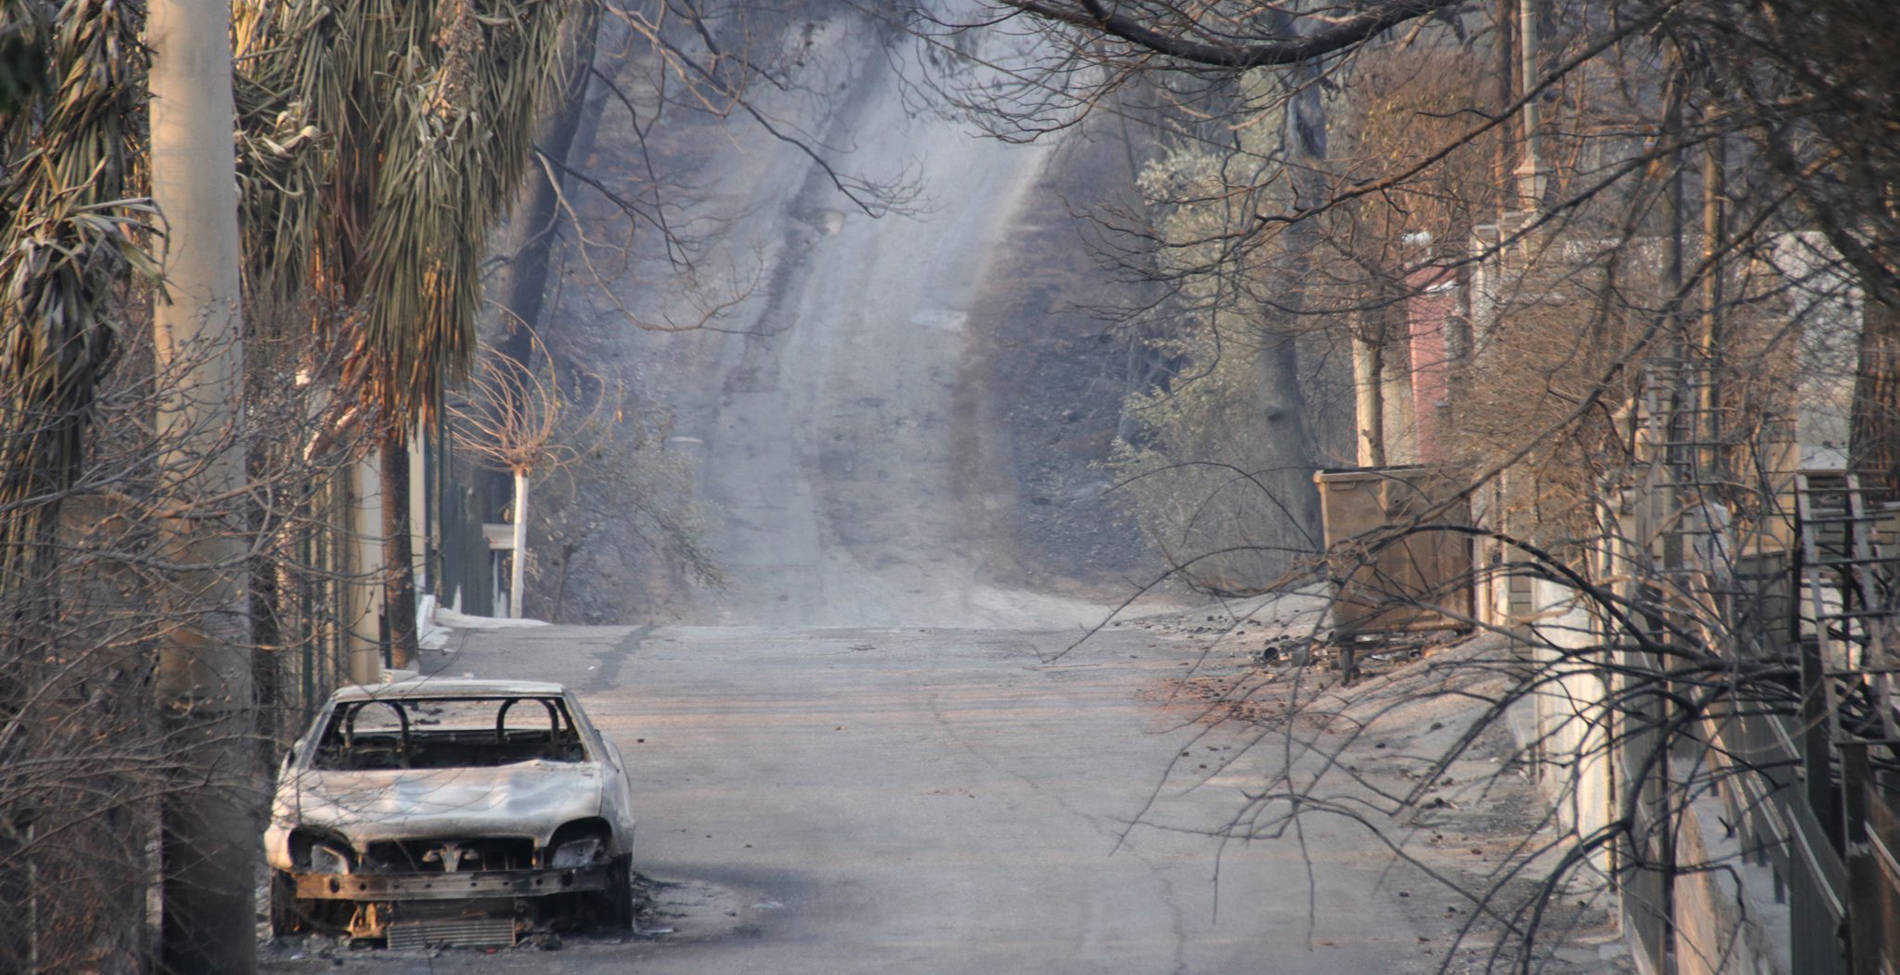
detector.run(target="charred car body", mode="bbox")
[264,678,637,947]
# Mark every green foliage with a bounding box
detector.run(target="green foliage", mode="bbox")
[1110,134,1324,591]
[1110,321,1321,589]
[1107,45,1495,588]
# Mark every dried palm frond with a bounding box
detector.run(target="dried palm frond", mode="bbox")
[0,0,153,586]
[232,0,567,436]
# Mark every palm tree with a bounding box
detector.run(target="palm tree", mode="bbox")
[0,4,153,967]
[0,5,149,653]
[233,0,565,669]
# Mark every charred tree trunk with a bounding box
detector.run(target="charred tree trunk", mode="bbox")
[493,4,602,372]
[482,8,604,540]
[380,436,418,667]
[1353,326,1387,467]
[1259,21,1329,551]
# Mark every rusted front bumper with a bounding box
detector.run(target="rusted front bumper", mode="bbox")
[293,865,611,902]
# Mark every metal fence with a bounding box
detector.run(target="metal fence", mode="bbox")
[1579,368,1896,975]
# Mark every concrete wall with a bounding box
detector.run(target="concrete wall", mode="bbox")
[1503,577,1791,975]
[1673,797,1790,975]
[1518,579,1615,871]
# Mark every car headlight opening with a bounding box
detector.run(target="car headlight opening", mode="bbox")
[549,835,604,869]
[309,841,353,875]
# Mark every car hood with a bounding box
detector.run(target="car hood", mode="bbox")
[287,761,607,847]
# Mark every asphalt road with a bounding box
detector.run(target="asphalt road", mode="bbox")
[265,619,1451,974]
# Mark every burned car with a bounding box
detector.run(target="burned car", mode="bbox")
[264,678,637,947]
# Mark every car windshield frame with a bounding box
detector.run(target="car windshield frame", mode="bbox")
[306,694,595,771]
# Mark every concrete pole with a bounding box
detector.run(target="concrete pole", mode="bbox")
[1700,136,1726,475]
[1352,331,1387,467]
[348,454,383,683]
[1514,0,1544,211]
[147,0,254,968]
[409,420,429,592]
[510,469,529,618]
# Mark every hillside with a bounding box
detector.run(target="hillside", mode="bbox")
[532,6,1162,626]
